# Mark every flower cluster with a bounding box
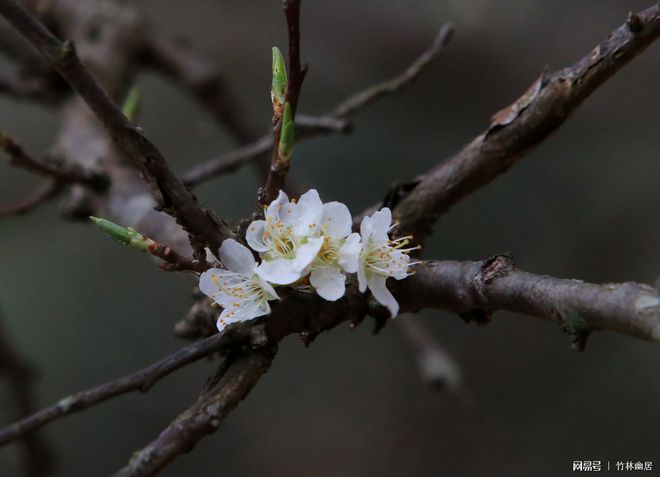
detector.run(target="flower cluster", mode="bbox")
[199,189,419,332]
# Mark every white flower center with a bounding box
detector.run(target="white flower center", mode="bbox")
[315,234,339,266]
[264,216,299,258]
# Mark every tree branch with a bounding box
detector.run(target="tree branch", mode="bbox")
[111,347,276,477]
[397,257,660,346]
[1,131,108,190]
[183,24,453,189]
[332,24,453,119]
[0,307,54,477]
[113,253,660,475]
[181,116,348,188]
[261,0,306,204]
[0,179,60,218]
[0,72,61,103]
[2,254,659,465]
[390,3,660,239]
[0,0,234,253]
[142,35,262,145]
[0,328,255,447]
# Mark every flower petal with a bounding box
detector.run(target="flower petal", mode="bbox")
[266,190,290,221]
[367,273,399,318]
[321,201,352,239]
[199,268,225,299]
[292,236,323,271]
[233,299,271,321]
[246,220,269,253]
[258,276,280,300]
[371,207,392,236]
[338,232,361,273]
[360,215,373,244]
[357,262,368,292]
[216,299,271,332]
[294,189,323,236]
[218,239,257,274]
[297,189,323,215]
[276,199,297,225]
[199,270,241,307]
[310,266,346,301]
[257,258,302,285]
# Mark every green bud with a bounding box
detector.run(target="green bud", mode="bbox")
[271,47,287,119]
[90,216,154,252]
[278,102,294,163]
[122,87,141,122]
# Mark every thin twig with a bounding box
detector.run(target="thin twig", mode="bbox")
[282,0,305,115]
[0,180,60,218]
[391,3,660,240]
[332,24,454,119]
[148,241,215,273]
[182,135,272,188]
[181,24,453,189]
[261,0,306,204]
[0,132,108,190]
[143,35,262,144]
[0,0,234,253]
[0,73,60,102]
[181,116,348,188]
[111,347,276,477]
[0,307,54,477]
[0,329,252,447]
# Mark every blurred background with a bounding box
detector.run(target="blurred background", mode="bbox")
[1,0,659,475]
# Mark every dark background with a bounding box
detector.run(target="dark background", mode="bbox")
[1,0,660,475]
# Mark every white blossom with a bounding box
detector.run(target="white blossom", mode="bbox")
[199,239,278,332]
[357,207,419,317]
[199,191,419,330]
[247,190,324,285]
[304,198,361,301]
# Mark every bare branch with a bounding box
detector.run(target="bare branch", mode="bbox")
[115,253,660,474]
[261,0,306,204]
[0,307,54,477]
[281,0,305,115]
[0,179,60,218]
[0,0,234,252]
[0,72,60,103]
[142,35,261,144]
[4,253,658,468]
[151,241,213,273]
[111,347,276,477]
[181,116,348,188]
[182,135,272,188]
[332,24,453,119]
[0,328,254,447]
[1,132,108,190]
[397,257,660,345]
[184,24,453,189]
[391,3,660,239]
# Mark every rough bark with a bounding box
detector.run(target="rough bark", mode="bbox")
[392,3,660,239]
